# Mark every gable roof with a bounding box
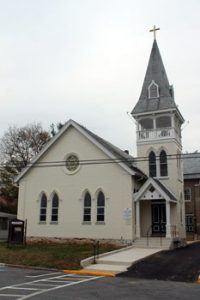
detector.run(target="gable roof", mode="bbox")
[15,119,145,182]
[132,40,184,122]
[183,153,200,179]
[134,177,177,202]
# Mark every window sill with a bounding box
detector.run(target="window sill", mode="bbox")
[50,221,58,224]
[82,221,92,225]
[95,221,105,225]
[39,221,46,224]
[157,176,169,180]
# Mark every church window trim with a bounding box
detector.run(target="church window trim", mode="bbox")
[39,192,47,223]
[148,80,159,99]
[177,150,182,181]
[159,150,168,177]
[83,191,92,224]
[149,151,157,177]
[96,190,105,224]
[184,187,191,202]
[63,153,80,175]
[50,192,59,223]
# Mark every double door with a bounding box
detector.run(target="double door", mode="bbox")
[152,202,166,235]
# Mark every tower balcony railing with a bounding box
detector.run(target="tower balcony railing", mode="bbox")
[137,127,181,143]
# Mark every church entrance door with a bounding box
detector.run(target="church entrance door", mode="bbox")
[151,202,166,235]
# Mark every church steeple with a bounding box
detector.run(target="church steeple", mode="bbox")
[132,39,178,115]
[131,29,186,245]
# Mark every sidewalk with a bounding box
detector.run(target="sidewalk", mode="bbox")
[81,246,162,274]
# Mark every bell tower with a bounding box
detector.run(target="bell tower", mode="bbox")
[132,27,185,239]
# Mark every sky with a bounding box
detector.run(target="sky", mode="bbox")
[0,0,200,156]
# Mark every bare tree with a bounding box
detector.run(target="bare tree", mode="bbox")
[0,123,51,212]
[0,123,51,172]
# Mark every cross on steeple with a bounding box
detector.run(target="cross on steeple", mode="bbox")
[149,25,160,40]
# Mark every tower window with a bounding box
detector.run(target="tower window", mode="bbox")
[139,118,153,130]
[149,151,157,177]
[160,150,168,177]
[148,80,159,98]
[156,116,171,128]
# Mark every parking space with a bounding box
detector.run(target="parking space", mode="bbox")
[1,264,200,300]
[0,267,101,299]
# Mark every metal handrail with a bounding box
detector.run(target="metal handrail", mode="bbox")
[146,224,152,246]
[170,225,177,238]
[146,224,164,247]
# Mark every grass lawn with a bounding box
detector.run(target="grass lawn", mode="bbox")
[0,242,120,270]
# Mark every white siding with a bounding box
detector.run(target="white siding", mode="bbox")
[17,127,134,241]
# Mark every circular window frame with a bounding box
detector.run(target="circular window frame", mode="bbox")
[63,153,80,175]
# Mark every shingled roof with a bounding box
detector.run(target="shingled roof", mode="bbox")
[132,40,180,116]
[183,153,200,179]
[75,121,145,177]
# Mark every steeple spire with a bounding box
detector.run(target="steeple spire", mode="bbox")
[132,38,176,115]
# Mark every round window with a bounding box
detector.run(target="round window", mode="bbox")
[66,154,79,172]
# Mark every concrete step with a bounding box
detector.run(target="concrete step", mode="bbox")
[132,238,171,249]
[84,263,128,273]
[96,259,131,266]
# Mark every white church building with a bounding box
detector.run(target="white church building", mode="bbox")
[16,33,186,248]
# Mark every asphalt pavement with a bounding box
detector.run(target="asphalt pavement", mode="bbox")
[119,241,200,282]
[1,267,200,299]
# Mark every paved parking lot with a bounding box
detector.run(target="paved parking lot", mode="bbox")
[0,267,100,299]
[1,266,200,299]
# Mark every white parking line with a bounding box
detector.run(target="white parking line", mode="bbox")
[0,272,102,300]
[0,294,22,297]
[19,276,100,300]
[26,272,60,278]
[9,287,39,291]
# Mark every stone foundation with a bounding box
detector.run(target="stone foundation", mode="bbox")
[26,236,127,247]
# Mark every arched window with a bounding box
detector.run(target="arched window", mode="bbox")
[51,193,59,222]
[148,80,159,98]
[160,150,168,177]
[149,151,157,177]
[83,192,91,222]
[97,191,105,222]
[40,193,47,222]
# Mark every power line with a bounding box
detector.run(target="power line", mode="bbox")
[0,153,199,170]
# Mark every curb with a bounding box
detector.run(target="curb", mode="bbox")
[0,263,116,277]
[197,275,200,283]
[63,269,116,277]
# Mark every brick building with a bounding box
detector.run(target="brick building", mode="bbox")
[184,153,200,239]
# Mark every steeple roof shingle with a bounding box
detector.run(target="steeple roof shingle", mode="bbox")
[132,40,177,115]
